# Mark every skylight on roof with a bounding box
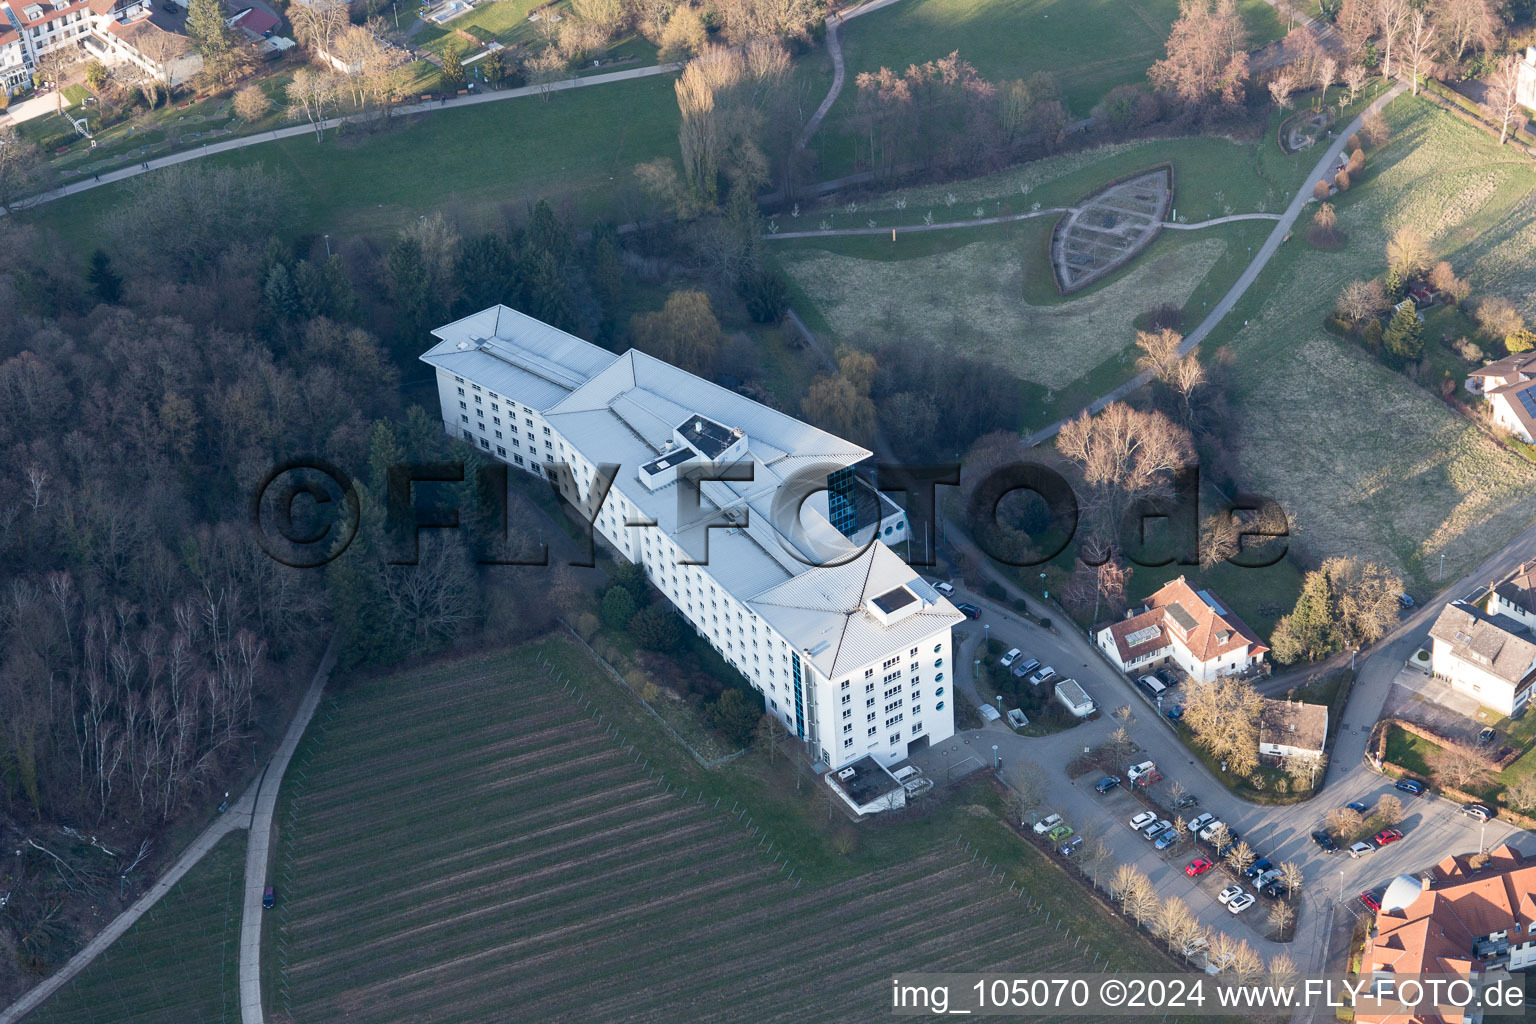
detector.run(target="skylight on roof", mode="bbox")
[1125,625,1162,646]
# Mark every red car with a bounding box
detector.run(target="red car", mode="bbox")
[1359,891,1381,912]
[1186,858,1213,877]
[1373,828,1404,847]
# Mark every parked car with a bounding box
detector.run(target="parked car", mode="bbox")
[957,602,982,619]
[1346,801,1370,815]
[1154,667,1180,688]
[1144,820,1173,841]
[1188,813,1215,834]
[1311,830,1339,853]
[1137,675,1168,699]
[1127,760,1157,783]
[1027,666,1055,686]
[1129,811,1158,831]
[1397,593,1415,609]
[1255,868,1283,889]
[1185,858,1213,877]
[1477,727,1496,746]
[1372,828,1404,847]
[1046,824,1074,842]
[1396,777,1427,796]
[933,581,956,597]
[1261,882,1291,900]
[1359,891,1381,912]
[1164,704,1184,721]
[1011,658,1041,679]
[1348,841,1375,858]
[1033,813,1063,835]
[1197,821,1227,843]
[1212,832,1240,857]
[1155,827,1182,850]
[1227,893,1256,914]
[1172,793,1199,810]
[1059,836,1084,857]
[262,885,275,910]
[1095,775,1121,794]
[1243,858,1273,879]
[1217,885,1244,905]
[1001,648,1022,667]
[1461,803,1494,822]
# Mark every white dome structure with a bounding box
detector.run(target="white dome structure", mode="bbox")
[1381,873,1426,913]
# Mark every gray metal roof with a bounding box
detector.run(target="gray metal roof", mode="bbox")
[418,305,620,411]
[1429,602,1536,685]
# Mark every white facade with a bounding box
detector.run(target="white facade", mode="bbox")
[1428,640,1534,717]
[1427,602,1536,718]
[1519,47,1535,113]
[422,306,960,771]
[1054,678,1095,718]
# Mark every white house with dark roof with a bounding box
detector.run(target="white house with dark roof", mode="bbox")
[421,306,954,771]
[1096,577,1267,684]
[1427,600,1536,717]
[1489,562,1536,631]
[1468,352,1536,442]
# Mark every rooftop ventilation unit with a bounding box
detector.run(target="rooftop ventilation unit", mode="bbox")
[837,768,856,780]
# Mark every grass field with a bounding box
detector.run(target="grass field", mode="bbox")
[24,75,681,253]
[815,0,1285,175]
[1209,95,1536,591]
[265,637,1168,1022]
[27,832,246,1024]
[777,218,1260,400]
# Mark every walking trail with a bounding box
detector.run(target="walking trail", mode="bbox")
[764,208,1279,239]
[9,63,680,215]
[0,636,337,1024]
[1019,80,1407,445]
[794,0,908,151]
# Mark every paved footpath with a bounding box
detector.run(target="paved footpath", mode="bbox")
[1022,80,1408,446]
[794,0,908,151]
[0,635,336,1024]
[9,63,680,215]
[765,209,1279,240]
[239,635,337,1024]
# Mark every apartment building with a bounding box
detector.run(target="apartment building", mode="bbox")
[421,305,958,771]
[1,0,196,98]
[1427,600,1536,718]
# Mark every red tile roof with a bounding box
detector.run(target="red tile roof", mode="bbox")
[1104,577,1267,667]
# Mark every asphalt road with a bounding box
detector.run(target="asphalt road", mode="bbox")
[911,548,1536,979]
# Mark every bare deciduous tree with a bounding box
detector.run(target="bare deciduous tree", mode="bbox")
[1225,839,1257,875]
[1268,898,1295,933]
[1373,793,1404,828]
[233,84,270,121]
[1344,63,1368,104]
[1268,70,1298,110]
[1432,0,1498,65]
[1182,676,1261,776]
[1432,743,1491,790]
[1056,402,1194,545]
[1386,225,1431,279]
[1474,295,1524,341]
[1401,10,1436,94]
[1148,0,1250,107]
[287,67,339,139]
[1504,773,1536,813]
[1484,54,1528,147]
[1337,279,1388,323]
[1279,860,1303,896]
[1375,0,1410,78]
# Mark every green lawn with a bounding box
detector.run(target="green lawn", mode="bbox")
[815,0,1285,175]
[1205,94,1536,591]
[28,832,246,1024]
[24,74,681,252]
[263,637,1170,1022]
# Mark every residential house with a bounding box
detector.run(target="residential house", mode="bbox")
[1257,698,1327,760]
[422,306,957,772]
[0,0,95,95]
[1096,577,1268,683]
[1426,600,1536,717]
[1465,352,1536,395]
[1357,844,1536,1024]
[1519,46,1535,113]
[1488,561,1536,630]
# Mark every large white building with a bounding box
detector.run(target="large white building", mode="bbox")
[421,306,960,771]
[1,0,199,98]
[1519,46,1535,113]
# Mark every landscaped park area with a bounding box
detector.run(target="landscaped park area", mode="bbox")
[259,638,1165,1022]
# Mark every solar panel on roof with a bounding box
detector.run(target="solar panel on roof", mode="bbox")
[1196,589,1226,615]
[1518,388,1536,419]
[1125,625,1162,646]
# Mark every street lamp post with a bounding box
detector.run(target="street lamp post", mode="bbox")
[1480,822,1487,855]
[992,744,999,769]
[323,234,331,258]
[1440,552,1444,580]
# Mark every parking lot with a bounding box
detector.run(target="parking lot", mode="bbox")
[915,576,1536,969]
